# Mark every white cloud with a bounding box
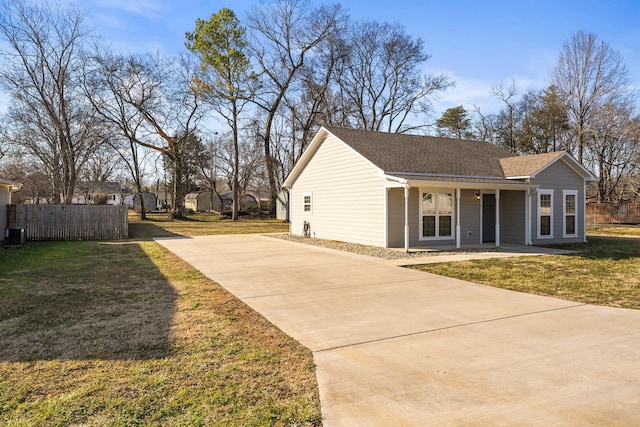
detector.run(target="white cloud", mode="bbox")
[430,67,554,118]
[95,0,164,18]
[431,73,500,116]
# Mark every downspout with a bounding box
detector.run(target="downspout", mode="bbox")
[456,188,461,249]
[495,189,500,247]
[525,188,531,245]
[404,185,410,252]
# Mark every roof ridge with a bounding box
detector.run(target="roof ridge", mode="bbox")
[322,126,515,178]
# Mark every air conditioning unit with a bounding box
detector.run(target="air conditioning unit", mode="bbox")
[4,227,25,245]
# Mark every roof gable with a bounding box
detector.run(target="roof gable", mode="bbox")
[500,152,565,177]
[284,127,384,187]
[500,151,596,180]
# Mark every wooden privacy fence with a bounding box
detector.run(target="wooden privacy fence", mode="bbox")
[8,204,128,240]
[586,203,640,225]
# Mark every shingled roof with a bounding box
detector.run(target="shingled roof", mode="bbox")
[284,126,595,188]
[324,126,516,178]
[499,151,566,177]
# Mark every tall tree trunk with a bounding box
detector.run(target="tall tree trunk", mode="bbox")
[232,102,240,221]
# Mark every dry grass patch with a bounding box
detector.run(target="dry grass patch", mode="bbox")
[411,237,640,310]
[587,224,640,238]
[0,239,320,425]
[128,211,288,239]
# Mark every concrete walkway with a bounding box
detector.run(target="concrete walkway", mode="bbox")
[155,234,640,426]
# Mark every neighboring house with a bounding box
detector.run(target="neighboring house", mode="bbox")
[184,190,216,212]
[283,126,596,250]
[124,192,158,213]
[72,182,123,205]
[0,176,23,233]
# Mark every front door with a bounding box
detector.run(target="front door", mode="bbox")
[482,193,496,243]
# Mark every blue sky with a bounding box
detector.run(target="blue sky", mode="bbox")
[27,1,640,117]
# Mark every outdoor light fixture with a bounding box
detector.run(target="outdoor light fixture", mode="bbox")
[474,191,481,200]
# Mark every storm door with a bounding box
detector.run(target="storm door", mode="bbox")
[482,193,496,243]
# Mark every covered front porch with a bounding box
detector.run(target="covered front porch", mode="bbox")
[384,179,537,251]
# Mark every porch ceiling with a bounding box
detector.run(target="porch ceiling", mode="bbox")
[384,173,536,190]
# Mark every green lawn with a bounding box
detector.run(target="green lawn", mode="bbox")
[0,216,320,426]
[412,234,640,310]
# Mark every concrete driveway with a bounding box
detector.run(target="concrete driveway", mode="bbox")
[155,234,640,426]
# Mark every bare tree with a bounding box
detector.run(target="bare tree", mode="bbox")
[81,143,120,183]
[246,0,344,213]
[211,131,264,196]
[587,102,640,201]
[553,31,631,163]
[0,0,102,204]
[336,20,452,134]
[471,105,498,143]
[82,49,158,218]
[491,80,520,152]
[84,50,205,218]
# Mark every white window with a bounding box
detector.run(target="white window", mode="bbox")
[303,192,312,214]
[537,190,553,239]
[420,191,453,240]
[563,190,578,237]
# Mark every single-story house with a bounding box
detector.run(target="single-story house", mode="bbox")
[72,181,123,205]
[0,176,23,235]
[283,126,596,250]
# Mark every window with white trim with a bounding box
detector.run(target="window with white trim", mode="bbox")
[537,190,553,238]
[303,192,312,214]
[563,190,578,237]
[420,191,453,239]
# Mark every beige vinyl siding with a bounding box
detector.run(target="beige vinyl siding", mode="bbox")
[386,187,405,248]
[530,160,585,244]
[289,135,387,247]
[500,190,526,245]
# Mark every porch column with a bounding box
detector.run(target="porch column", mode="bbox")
[583,181,588,243]
[404,185,410,252]
[525,189,532,245]
[456,188,461,249]
[495,189,500,247]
